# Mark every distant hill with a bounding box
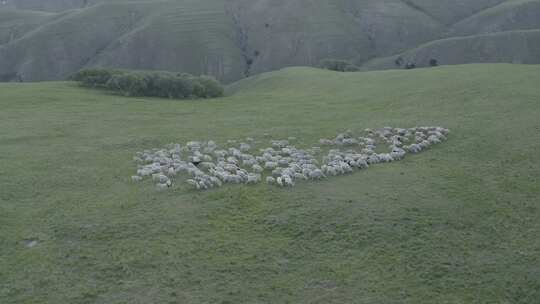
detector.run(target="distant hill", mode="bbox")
[1,0,540,82]
[363,30,540,70]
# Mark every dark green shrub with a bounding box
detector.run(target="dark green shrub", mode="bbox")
[320,59,359,72]
[169,75,195,98]
[405,62,416,70]
[106,73,146,96]
[344,65,360,72]
[141,72,164,97]
[192,81,206,98]
[72,68,224,99]
[194,76,224,98]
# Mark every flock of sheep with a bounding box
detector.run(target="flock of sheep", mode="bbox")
[131,126,449,190]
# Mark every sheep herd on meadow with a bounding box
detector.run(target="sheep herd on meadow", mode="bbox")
[131,126,449,190]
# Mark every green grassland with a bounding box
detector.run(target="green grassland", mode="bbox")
[1,64,539,303]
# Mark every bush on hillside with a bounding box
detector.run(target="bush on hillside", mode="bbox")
[106,73,147,97]
[194,76,225,98]
[405,62,416,70]
[71,68,224,99]
[320,59,359,72]
[344,65,360,72]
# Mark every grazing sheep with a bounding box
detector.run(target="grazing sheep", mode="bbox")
[272,168,284,177]
[278,158,290,166]
[294,172,308,180]
[342,138,358,145]
[156,183,169,191]
[419,140,431,149]
[137,168,152,177]
[202,154,213,162]
[131,125,449,191]
[265,161,278,170]
[199,162,215,170]
[210,176,223,187]
[390,147,406,160]
[309,169,325,180]
[186,179,199,189]
[252,164,264,173]
[378,153,394,163]
[428,135,441,144]
[226,157,238,165]
[213,150,228,158]
[277,175,294,187]
[356,159,369,169]
[367,155,380,164]
[242,157,258,167]
[152,174,169,184]
[407,144,422,153]
[247,173,261,184]
[240,143,251,152]
[319,139,334,145]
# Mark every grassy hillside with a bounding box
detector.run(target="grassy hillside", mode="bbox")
[1,64,539,303]
[405,0,507,25]
[451,0,540,36]
[0,9,56,44]
[2,0,540,82]
[363,29,540,70]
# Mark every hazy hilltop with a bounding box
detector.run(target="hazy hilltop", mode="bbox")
[1,0,540,82]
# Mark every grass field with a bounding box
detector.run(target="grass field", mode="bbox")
[1,64,539,303]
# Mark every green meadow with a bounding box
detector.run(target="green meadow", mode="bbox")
[1,64,539,303]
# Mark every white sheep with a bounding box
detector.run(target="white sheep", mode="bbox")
[265,161,278,170]
[156,183,169,191]
[367,155,380,164]
[247,173,261,184]
[406,144,422,153]
[132,126,450,191]
[152,174,169,184]
[378,153,394,163]
[240,143,251,152]
[277,175,294,187]
[309,169,325,179]
[252,164,263,173]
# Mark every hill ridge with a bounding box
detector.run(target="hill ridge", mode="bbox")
[1,0,540,82]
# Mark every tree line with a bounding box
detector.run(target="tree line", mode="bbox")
[71,68,224,99]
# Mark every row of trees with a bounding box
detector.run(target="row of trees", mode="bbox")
[320,57,440,72]
[395,57,439,69]
[71,69,224,99]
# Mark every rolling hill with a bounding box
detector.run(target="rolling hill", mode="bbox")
[1,0,540,82]
[363,29,540,70]
[1,64,539,303]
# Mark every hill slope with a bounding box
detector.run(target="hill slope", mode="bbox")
[363,29,540,69]
[1,0,540,82]
[1,64,539,303]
